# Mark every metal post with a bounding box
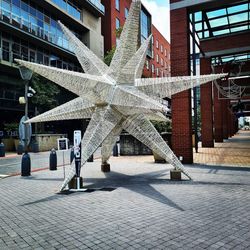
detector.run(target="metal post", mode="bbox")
[24,80,29,153]
[19,66,33,176]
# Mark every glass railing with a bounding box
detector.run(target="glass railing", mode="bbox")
[0,7,73,52]
[51,0,81,20]
[0,47,82,72]
[87,0,105,14]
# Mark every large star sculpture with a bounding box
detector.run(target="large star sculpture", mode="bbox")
[16,0,226,191]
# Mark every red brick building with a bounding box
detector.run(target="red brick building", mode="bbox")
[170,0,250,163]
[101,0,170,78]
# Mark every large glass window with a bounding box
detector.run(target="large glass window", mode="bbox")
[0,0,82,52]
[192,2,250,39]
[125,7,128,19]
[141,10,149,42]
[0,32,82,71]
[116,18,120,29]
[115,0,119,11]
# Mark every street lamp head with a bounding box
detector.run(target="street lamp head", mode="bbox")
[19,65,33,81]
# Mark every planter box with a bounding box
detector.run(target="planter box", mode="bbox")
[120,132,172,156]
[35,134,67,152]
[2,138,15,151]
[120,133,152,156]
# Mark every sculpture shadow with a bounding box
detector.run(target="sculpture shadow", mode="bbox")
[20,169,185,211]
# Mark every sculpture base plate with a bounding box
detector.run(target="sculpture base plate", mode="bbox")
[101,163,110,172]
[68,177,83,189]
[69,188,87,192]
[170,169,181,181]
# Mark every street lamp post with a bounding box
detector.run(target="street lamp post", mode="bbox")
[19,66,33,176]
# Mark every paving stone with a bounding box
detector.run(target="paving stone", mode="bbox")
[1,144,250,250]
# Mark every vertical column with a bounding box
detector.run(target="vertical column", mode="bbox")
[228,111,233,137]
[200,58,214,147]
[170,5,193,163]
[214,86,223,142]
[222,99,229,140]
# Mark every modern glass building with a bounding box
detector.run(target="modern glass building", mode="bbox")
[0,0,105,129]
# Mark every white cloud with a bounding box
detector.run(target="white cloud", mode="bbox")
[141,0,170,43]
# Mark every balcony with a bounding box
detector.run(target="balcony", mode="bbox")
[87,0,105,14]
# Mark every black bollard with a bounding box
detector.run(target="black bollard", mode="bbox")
[87,154,94,162]
[49,148,57,171]
[0,142,5,157]
[21,152,31,176]
[70,147,75,164]
[17,142,24,155]
[113,143,118,157]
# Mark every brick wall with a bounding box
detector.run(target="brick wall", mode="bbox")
[101,0,170,78]
[200,58,214,147]
[170,5,193,163]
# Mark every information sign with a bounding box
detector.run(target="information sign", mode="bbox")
[57,138,68,151]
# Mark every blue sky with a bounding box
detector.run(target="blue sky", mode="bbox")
[141,0,170,42]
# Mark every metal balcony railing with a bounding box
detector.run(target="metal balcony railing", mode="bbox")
[87,0,105,14]
[0,8,73,52]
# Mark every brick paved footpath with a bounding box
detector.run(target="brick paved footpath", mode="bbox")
[0,154,250,250]
[194,130,250,167]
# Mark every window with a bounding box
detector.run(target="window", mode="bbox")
[140,10,150,41]
[116,18,120,29]
[160,45,163,53]
[125,8,129,18]
[165,49,167,57]
[156,68,159,76]
[146,60,149,70]
[156,54,159,63]
[156,40,159,49]
[116,0,120,11]
[151,64,155,73]
[161,58,163,66]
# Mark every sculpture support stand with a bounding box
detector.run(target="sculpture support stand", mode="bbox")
[101,162,110,172]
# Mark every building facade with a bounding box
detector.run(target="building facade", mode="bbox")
[101,0,170,78]
[0,0,105,130]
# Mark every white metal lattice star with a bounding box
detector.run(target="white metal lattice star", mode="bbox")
[16,0,226,190]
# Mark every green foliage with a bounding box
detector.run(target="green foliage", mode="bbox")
[115,27,123,38]
[30,73,60,112]
[104,27,123,66]
[104,46,116,66]
[151,120,172,133]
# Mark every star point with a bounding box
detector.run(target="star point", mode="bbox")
[16,0,226,190]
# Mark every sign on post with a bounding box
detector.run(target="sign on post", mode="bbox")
[57,138,68,151]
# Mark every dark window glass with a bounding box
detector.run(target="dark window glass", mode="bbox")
[37,10,43,20]
[12,0,20,7]
[29,6,36,16]
[37,19,43,27]
[21,1,29,12]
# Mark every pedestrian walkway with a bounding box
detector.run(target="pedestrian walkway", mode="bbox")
[194,130,250,167]
[1,155,250,249]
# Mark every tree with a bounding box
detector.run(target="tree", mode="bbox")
[30,73,60,112]
[104,46,116,66]
[104,27,123,66]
